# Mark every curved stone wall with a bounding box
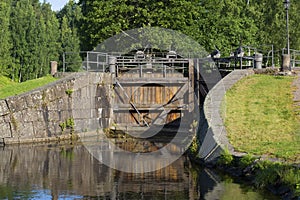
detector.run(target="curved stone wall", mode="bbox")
[199,69,254,163]
[0,72,113,144]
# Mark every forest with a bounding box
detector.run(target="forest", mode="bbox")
[0,0,300,82]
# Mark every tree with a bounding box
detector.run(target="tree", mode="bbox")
[40,2,60,76]
[0,0,12,75]
[198,0,259,55]
[57,0,82,72]
[9,0,60,81]
[78,0,202,51]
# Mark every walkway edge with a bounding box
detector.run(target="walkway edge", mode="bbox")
[199,69,254,163]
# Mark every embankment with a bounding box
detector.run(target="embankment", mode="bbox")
[198,69,254,163]
[0,72,113,144]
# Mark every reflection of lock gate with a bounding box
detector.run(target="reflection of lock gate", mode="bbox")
[111,49,202,129]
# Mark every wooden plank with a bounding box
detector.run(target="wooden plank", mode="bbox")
[116,78,188,85]
[188,59,194,112]
[113,104,185,111]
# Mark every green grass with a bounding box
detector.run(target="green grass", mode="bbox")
[0,75,57,99]
[224,74,300,163]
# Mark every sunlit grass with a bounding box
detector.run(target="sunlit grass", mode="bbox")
[224,74,300,163]
[0,75,57,99]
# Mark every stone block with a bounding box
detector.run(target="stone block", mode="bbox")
[36,111,45,122]
[13,111,23,123]
[47,122,61,136]
[72,88,82,99]
[74,119,89,132]
[73,109,90,119]
[88,118,101,130]
[81,86,88,97]
[0,100,10,116]
[60,110,72,121]
[48,110,60,122]
[6,96,27,112]
[0,123,12,138]
[30,91,43,106]
[43,87,57,102]
[33,122,48,138]
[90,109,98,118]
[22,109,39,122]
[17,122,35,139]
[100,118,110,128]
[89,85,97,97]
[57,97,70,110]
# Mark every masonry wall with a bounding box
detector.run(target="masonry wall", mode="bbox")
[199,69,254,163]
[0,72,113,144]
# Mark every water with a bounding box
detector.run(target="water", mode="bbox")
[0,141,278,200]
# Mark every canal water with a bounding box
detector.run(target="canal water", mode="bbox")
[0,140,278,200]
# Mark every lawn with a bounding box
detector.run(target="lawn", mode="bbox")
[224,74,300,163]
[0,75,57,99]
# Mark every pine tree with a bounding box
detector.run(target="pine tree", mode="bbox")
[0,0,12,76]
[40,2,60,76]
[58,0,82,72]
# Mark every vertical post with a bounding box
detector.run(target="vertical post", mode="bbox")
[283,0,291,71]
[50,61,58,76]
[286,5,290,56]
[109,56,116,78]
[271,45,274,68]
[188,59,194,112]
[139,64,143,78]
[240,57,243,69]
[86,51,89,71]
[63,52,66,73]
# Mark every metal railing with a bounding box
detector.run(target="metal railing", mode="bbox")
[243,44,274,67]
[63,51,109,72]
[282,48,300,68]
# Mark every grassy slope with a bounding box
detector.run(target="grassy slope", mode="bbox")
[224,74,300,162]
[0,75,57,99]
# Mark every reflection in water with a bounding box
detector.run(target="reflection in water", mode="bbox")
[0,142,278,200]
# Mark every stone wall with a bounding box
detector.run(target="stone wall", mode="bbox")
[199,69,254,163]
[0,72,113,144]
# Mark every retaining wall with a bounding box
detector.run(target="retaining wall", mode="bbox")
[0,72,113,144]
[199,69,254,163]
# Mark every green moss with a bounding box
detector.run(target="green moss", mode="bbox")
[65,89,73,97]
[59,118,75,134]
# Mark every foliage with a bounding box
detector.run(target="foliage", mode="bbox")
[1,0,300,82]
[57,0,82,72]
[9,0,60,82]
[78,0,203,51]
[218,148,234,166]
[255,161,300,195]
[225,74,300,162]
[188,137,200,156]
[60,118,75,134]
[65,89,73,97]
[0,0,12,76]
[239,154,256,169]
